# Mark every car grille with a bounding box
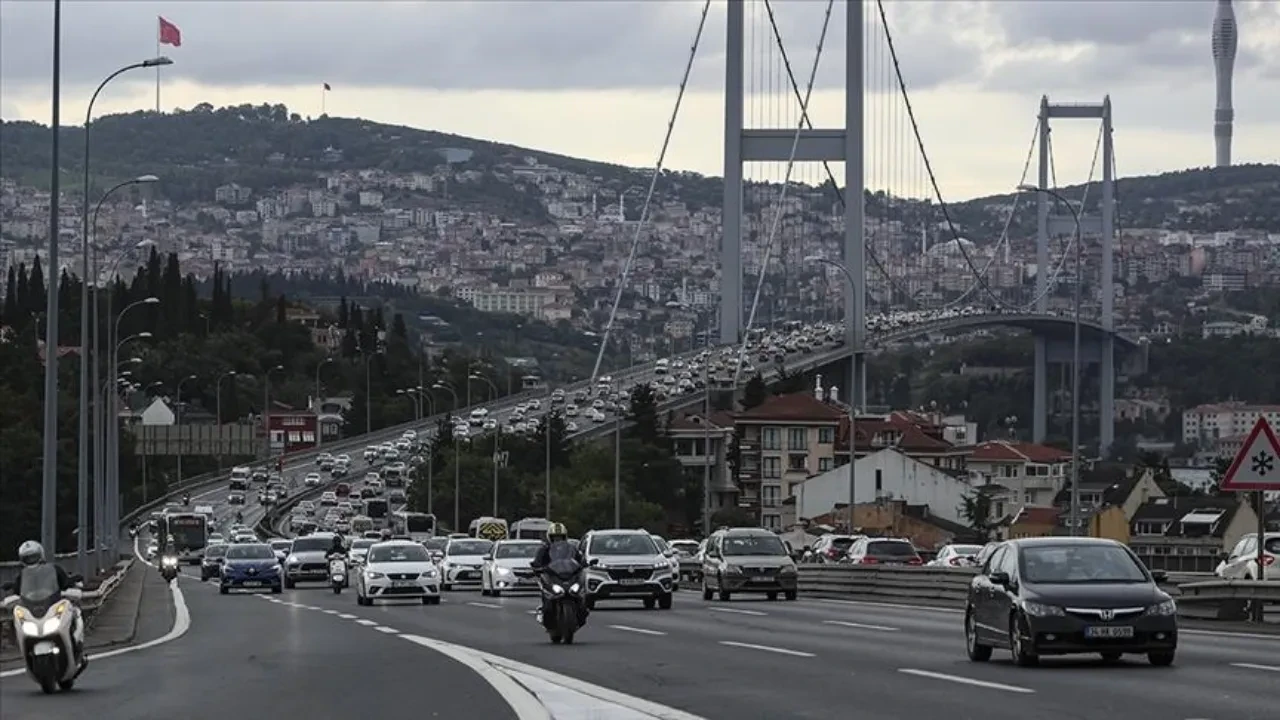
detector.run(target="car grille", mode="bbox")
[742,566,777,575]
[513,568,535,578]
[387,572,419,580]
[607,567,653,582]
[300,563,327,572]
[378,586,425,596]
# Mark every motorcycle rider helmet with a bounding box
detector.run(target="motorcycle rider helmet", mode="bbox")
[330,535,344,553]
[547,522,568,542]
[18,540,45,566]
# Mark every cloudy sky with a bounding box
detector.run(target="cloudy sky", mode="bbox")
[2,0,1278,199]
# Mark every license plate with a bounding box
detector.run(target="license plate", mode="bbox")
[391,580,417,588]
[242,581,261,587]
[752,576,772,582]
[619,578,643,585]
[1085,626,1134,639]
[458,572,477,580]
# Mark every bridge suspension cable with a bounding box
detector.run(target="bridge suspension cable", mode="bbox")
[589,0,712,382]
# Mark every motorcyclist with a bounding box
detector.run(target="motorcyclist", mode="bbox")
[10,541,86,669]
[182,492,190,505]
[530,523,587,627]
[325,535,347,560]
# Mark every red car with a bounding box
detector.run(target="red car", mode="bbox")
[335,483,351,498]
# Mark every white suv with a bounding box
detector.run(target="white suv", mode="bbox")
[581,529,674,610]
[356,541,441,605]
[1217,532,1279,582]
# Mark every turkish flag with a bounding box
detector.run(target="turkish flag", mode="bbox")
[158,16,181,47]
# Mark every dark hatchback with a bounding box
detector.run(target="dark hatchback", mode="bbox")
[220,543,284,594]
[201,543,228,581]
[964,537,1177,667]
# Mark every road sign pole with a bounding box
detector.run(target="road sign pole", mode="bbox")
[1254,489,1266,624]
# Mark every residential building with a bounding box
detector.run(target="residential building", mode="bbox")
[667,411,738,525]
[1005,506,1061,539]
[805,499,980,551]
[966,440,1072,507]
[1182,401,1280,446]
[1050,464,1166,535]
[843,410,969,472]
[1127,495,1260,572]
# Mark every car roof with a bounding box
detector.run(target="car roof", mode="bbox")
[587,528,649,537]
[496,539,541,545]
[371,539,419,548]
[716,527,775,537]
[1006,536,1125,549]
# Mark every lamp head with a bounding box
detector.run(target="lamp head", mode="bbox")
[135,240,156,249]
[137,332,153,339]
[1015,184,1039,193]
[134,175,159,184]
[803,255,823,263]
[142,56,173,68]
[142,296,160,304]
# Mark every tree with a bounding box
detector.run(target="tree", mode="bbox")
[741,374,767,410]
[959,490,998,541]
[627,382,661,446]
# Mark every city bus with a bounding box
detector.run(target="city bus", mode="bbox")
[469,516,509,541]
[511,517,552,541]
[389,511,436,542]
[364,498,389,524]
[158,511,210,564]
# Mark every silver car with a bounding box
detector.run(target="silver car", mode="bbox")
[283,532,342,588]
[581,529,674,610]
[439,538,493,590]
[480,540,541,597]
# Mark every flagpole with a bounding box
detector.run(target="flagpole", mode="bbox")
[154,19,160,113]
[322,88,326,116]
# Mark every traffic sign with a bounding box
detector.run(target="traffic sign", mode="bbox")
[1218,417,1280,491]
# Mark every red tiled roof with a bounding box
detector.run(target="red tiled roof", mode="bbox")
[1012,505,1061,526]
[968,440,1070,463]
[736,393,844,422]
[669,411,735,433]
[835,416,956,453]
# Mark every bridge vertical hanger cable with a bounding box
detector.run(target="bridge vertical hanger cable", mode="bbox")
[1034,125,1103,306]
[589,0,711,381]
[762,0,912,312]
[733,0,836,391]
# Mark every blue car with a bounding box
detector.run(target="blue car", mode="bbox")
[220,542,284,594]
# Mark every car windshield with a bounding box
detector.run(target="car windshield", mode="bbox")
[270,541,291,551]
[369,545,430,563]
[867,541,917,558]
[723,534,788,556]
[226,544,275,560]
[589,533,656,556]
[1019,544,1149,584]
[205,545,228,559]
[351,539,376,550]
[447,540,492,556]
[495,543,540,559]
[291,537,332,553]
[422,538,448,552]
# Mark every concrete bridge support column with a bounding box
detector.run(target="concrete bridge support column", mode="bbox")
[1033,337,1048,443]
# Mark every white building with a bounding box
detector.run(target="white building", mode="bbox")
[1182,402,1280,445]
[788,448,973,527]
[139,397,176,426]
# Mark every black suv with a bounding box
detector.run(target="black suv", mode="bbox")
[964,536,1177,667]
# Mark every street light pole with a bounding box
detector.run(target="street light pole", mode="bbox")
[433,383,460,531]
[614,377,622,529]
[420,392,436,516]
[314,357,333,447]
[805,256,859,533]
[108,328,152,548]
[264,364,284,461]
[175,374,197,487]
[215,370,237,467]
[1019,184,1084,536]
[545,388,553,519]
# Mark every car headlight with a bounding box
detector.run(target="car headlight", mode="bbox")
[724,565,743,575]
[496,567,511,576]
[262,565,279,575]
[551,584,565,594]
[421,569,436,578]
[569,582,581,593]
[1021,601,1065,617]
[286,555,298,565]
[366,571,384,580]
[652,561,668,569]
[1145,599,1177,616]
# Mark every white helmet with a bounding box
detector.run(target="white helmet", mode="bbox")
[18,540,45,566]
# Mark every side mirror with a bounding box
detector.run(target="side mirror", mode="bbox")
[1217,552,1231,564]
[663,549,675,558]
[988,571,1011,587]
[588,558,600,567]
[1150,570,1168,583]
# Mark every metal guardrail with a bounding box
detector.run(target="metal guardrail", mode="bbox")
[0,549,107,586]
[794,565,1279,623]
[1,559,134,652]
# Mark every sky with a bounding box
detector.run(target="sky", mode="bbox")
[2,0,1278,200]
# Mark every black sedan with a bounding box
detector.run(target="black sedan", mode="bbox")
[964,537,1177,667]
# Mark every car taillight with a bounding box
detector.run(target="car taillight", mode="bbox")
[1263,554,1276,566]
[859,556,878,565]
[948,557,962,566]
[907,558,923,566]
[826,547,841,560]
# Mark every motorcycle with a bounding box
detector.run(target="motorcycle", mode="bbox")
[181,493,190,506]
[2,565,88,694]
[535,557,591,645]
[329,557,347,594]
[160,554,180,583]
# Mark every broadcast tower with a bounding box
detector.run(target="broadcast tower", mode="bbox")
[1212,0,1237,167]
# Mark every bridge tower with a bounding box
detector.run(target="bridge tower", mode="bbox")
[1032,96,1116,455]
[721,1,867,407]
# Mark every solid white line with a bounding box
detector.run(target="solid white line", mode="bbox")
[813,597,963,614]
[897,668,1035,694]
[708,607,766,617]
[823,619,899,632]
[468,602,502,609]
[355,619,378,626]
[719,641,814,658]
[609,624,667,636]
[374,626,399,634]
[0,575,192,678]
[1231,662,1280,673]
[1181,628,1280,642]
[337,613,357,619]
[400,634,552,720]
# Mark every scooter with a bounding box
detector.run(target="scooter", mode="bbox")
[160,554,180,583]
[329,558,347,594]
[2,568,88,694]
[535,558,591,645]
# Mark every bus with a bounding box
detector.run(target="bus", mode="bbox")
[469,516,509,541]
[158,511,210,564]
[364,498,389,523]
[350,515,374,535]
[389,511,436,542]
[511,517,552,541]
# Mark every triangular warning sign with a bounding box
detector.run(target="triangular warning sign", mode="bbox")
[1219,416,1280,492]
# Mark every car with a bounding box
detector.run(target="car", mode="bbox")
[699,527,798,602]
[232,533,257,544]
[964,537,1177,667]
[844,537,923,565]
[649,535,681,591]
[304,473,322,487]
[319,491,338,506]
[480,539,542,597]
[356,540,442,606]
[348,538,377,566]
[219,542,284,594]
[439,537,494,590]
[581,528,674,610]
[929,543,985,568]
[208,533,225,545]
[335,483,351,498]
[283,532,343,588]
[388,489,407,504]
[268,538,292,563]
[227,492,246,505]
[201,543,229,580]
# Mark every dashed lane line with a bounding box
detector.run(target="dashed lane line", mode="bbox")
[608,625,668,636]
[707,607,767,617]
[718,640,814,658]
[355,619,379,626]
[823,619,900,632]
[897,668,1035,694]
[468,601,503,609]
[374,626,400,634]
[338,613,357,619]
[1230,662,1280,673]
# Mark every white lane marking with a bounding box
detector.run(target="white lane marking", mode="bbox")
[823,619,899,632]
[813,597,963,614]
[707,607,766,617]
[1,575,192,678]
[374,626,400,634]
[355,619,379,626]
[468,602,502,609]
[337,613,357,619]
[323,609,339,615]
[897,668,1035,694]
[1182,628,1280,642]
[401,634,552,720]
[609,625,667,636]
[1231,662,1280,673]
[718,640,814,658]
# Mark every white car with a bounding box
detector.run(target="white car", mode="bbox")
[439,537,494,590]
[348,538,377,566]
[355,540,441,605]
[649,535,681,591]
[319,491,338,506]
[304,473,322,487]
[480,539,542,597]
[363,446,378,462]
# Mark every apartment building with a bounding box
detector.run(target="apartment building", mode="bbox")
[667,412,739,525]
[1182,401,1280,446]
[966,440,1072,507]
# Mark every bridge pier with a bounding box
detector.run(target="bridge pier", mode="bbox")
[1036,334,1115,453]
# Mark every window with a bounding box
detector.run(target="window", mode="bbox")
[762,427,781,450]
[763,457,781,479]
[818,427,835,444]
[787,427,807,450]
[761,485,781,508]
[819,457,833,472]
[761,514,782,531]
[787,454,807,471]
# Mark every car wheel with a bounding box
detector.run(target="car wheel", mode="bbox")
[1148,650,1175,667]
[491,588,502,598]
[284,577,295,589]
[766,592,778,601]
[658,593,673,610]
[1100,651,1122,662]
[964,610,992,662]
[272,585,282,594]
[219,586,229,595]
[701,576,713,601]
[643,597,656,610]
[783,590,797,601]
[718,589,731,602]
[425,596,441,606]
[1009,614,1038,667]
[441,583,452,591]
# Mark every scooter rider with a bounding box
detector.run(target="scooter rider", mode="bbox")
[325,534,347,560]
[11,541,87,669]
[530,523,587,627]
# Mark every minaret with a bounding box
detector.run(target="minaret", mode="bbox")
[1212,0,1237,167]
